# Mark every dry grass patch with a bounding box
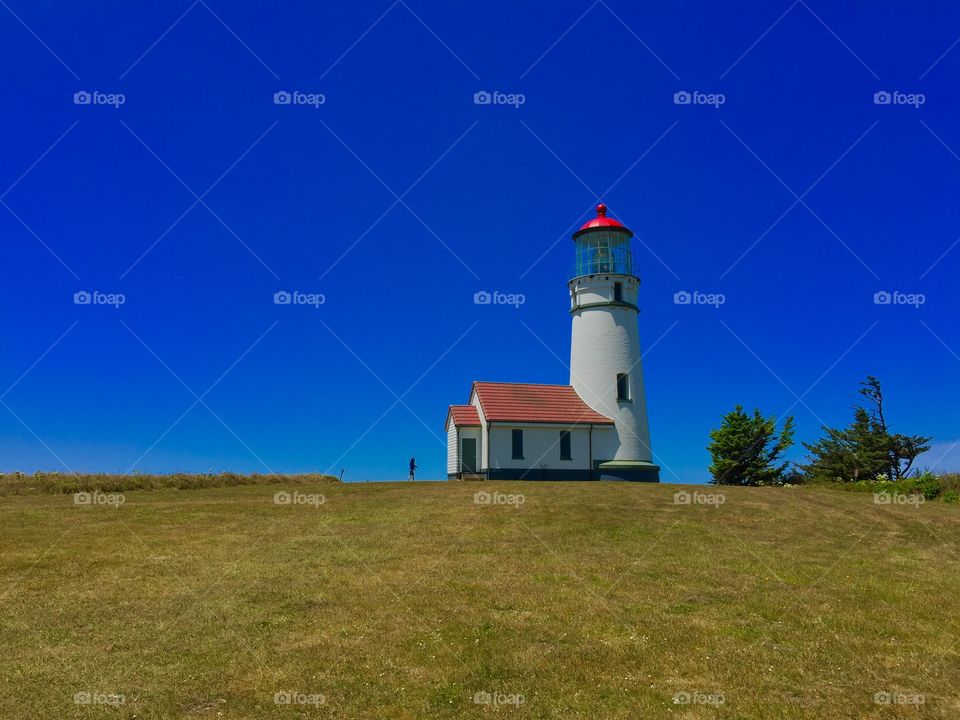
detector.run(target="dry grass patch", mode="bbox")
[0,482,957,719]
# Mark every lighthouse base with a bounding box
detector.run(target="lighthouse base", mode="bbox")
[598,460,660,483]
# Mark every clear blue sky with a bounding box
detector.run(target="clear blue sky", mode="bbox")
[2,0,958,482]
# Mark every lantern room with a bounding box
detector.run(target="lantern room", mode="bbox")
[571,203,635,278]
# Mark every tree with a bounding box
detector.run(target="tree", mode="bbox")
[802,376,931,482]
[708,406,795,486]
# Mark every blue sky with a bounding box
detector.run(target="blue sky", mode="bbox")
[1,0,958,482]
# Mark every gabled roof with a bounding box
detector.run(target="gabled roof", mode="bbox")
[471,382,614,425]
[447,404,480,428]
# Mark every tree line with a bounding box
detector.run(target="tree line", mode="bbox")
[707,376,933,486]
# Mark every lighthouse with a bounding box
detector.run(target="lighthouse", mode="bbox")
[444,203,659,482]
[568,203,660,482]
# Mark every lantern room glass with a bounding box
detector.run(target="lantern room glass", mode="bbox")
[573,229,635,277]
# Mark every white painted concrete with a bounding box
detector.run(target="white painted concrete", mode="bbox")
[569,273,653,463]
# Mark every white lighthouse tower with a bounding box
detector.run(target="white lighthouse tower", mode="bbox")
[569,203,660,482]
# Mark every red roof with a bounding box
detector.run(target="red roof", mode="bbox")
[447,404,480,427]
[575,203,631,237]
[472,382,613,425]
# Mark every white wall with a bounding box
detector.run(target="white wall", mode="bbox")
[446,422,458,475]
[590,426,620,465]
[487,424,593,470]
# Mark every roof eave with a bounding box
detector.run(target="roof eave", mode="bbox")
[486,419,615,426]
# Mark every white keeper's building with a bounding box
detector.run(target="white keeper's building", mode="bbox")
[445,204,660,482]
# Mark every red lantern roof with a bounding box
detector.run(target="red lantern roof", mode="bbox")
[574,203,632,238]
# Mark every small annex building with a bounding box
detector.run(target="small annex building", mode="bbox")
[445,381,617,481]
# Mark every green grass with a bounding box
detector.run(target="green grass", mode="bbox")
[1,482,958,719]
[0,471,339,496]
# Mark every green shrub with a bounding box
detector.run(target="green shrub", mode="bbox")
[937,473,960,494]
[914,472,943,500]
[838,471,960,503]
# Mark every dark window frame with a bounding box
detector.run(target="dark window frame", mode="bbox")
[613,282,623,303]
[559,430,572,461]
[617,373,631,402]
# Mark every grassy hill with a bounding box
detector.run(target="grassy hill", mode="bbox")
[1,481,957,719]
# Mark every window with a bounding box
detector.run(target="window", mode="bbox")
[617,373,630,401]
[560,431,572,460]
[512,429,524,459]
[614,282,623,302]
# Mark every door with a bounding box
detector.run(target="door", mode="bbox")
[461,438,477,473]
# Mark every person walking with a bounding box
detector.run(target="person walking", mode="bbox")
[408,457,417,481]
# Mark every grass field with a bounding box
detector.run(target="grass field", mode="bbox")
[1,481,957,719]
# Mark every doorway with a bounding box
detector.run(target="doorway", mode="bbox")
[461,437,477,473]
